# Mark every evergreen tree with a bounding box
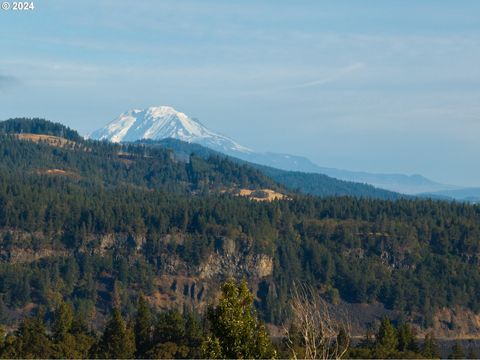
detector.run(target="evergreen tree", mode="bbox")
[146,341,189,359]
[202,279,276,359]
[397,322,418,353]
[7,315,53,359]
[154,309,185,344]
[50,300,95,358]
[374,317,398,358]
[134,295,152,358]
[422,332,440,359]
[52,300,74,341]
[92,308,135,359]
[184,312,204,358]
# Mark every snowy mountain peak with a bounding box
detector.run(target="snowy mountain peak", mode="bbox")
[89,106,252,154]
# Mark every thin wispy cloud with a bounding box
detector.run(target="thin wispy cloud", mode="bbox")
[243,62,366,96]
[285,62,366,90]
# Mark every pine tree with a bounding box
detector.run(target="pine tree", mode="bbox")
[52,300,74,341]
[10,315,53,358]
[422,332,440,359]
[50,300,95,358]
[134,295,152,358]
[184,312,203,358]
[397,322,418,353]
[202,279,276,359]
[93,308,135,359]
[374,317,398,358]
[154,309,185,344]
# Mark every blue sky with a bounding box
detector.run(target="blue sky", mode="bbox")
[1,0,479,186]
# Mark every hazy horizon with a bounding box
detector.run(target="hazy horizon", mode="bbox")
[1,1,479,187]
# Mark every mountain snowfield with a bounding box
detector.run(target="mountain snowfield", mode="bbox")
[90,105,464,196]
[89,106,252,155]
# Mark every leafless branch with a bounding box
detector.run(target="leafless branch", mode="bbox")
[284,283,351,360]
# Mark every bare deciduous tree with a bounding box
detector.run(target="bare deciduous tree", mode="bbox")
[284,283,351,360]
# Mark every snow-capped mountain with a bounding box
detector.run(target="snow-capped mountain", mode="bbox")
[89,106,252,155]
[90,105,457,195]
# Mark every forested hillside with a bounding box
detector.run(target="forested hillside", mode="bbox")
[0,118,83,142]
[1,119,480,340]
[142,138,402,199]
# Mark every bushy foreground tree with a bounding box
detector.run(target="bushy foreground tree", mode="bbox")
[203,279,277,359]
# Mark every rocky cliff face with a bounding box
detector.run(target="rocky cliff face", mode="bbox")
[141,233,274,312]
[0,229,273,317]
[431,307,480,339]
[2,229,480,339]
